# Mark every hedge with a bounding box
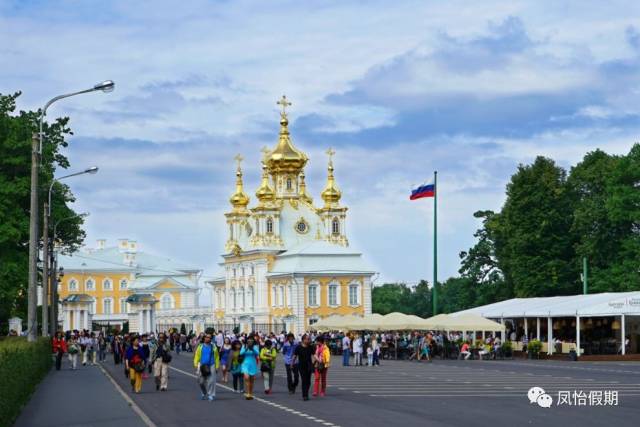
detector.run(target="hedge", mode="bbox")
[0,337,52,427]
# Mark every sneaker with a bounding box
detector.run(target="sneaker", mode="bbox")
[201,394,207,400]
[156,384,160,391]
[312,392,318,397]
[208,395,216,401]
[320,392,325,397]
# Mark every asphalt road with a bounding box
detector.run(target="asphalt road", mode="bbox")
[99,352,640,427]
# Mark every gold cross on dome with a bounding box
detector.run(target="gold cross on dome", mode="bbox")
[326,147,336,163]
[234,154,244,169]
[277,95,292,115]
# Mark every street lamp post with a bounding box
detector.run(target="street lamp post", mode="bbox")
[43,168,98,336]
[50,212,89,335]
[27,81,114,341]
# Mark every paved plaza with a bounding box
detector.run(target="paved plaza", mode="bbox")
[80,354,640,427]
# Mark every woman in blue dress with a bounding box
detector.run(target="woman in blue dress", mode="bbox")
[220,337,232,383]
[240,335,260,400]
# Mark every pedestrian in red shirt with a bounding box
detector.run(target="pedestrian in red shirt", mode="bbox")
[52,332,68,370]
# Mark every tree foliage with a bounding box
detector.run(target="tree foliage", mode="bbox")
[0,92,86,331]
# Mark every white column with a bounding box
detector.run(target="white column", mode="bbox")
[482,330,486,340]
[536,318,540,340]
[621,314,626,356]
[64,310,70,331]
[85,309,90,330]
[500,318,504,341]
[548,317,553,355]
[524,317,528,339]
[576,316,580,357]
[139,310,144,334]
[75,309,81,330]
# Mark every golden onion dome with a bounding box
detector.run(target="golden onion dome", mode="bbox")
[229,155,250,211]
[321,148,342,206]
[265,96,308,174]
[255,161,276,204]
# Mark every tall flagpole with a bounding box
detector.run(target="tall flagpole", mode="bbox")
[433,170,438,315]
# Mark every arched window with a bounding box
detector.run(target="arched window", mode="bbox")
[287,285,293,307]
[240,287,245,309]
[231,288,237,309]
[266,218,274,234]
[85,278,95,291]
[161,294,174,310]
[69,278,78,291]
[272,287,277,307]
[248,287,254,309]
[103,278,112,291]
[332,218,340,235]
[279,286,285,307]
[119,278,128,289]
[120,298,128,314]
[286,178,292,190]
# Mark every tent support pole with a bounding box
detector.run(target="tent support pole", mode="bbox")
[536,318,540,340]
[548,317,553,355]
[524,317,528,340]
[576,315,580,359]
[621,315,626,356]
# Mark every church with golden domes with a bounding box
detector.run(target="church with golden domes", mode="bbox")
[207,96,375,334]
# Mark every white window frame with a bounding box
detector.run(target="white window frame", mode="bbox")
[102,278,113,291]
[349,282,360,306]
[240,286,245,309]
[248,287,254,310]
[85,277,95,291]
[308,283,319,307]
[160,293,174,310]
[119,298,128,314]
[266,218,274,234]
[222,290,226,308]
[279,285,285,307]
[68,278,78,291]
[272,286,277,307]
[231,288,237,309]
[287,285,293,307]
[332,217,340,235]
[328,281,340,307]
[103,298,113,315]
[119,278,128,290]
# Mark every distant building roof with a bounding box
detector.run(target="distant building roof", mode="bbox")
[62,294,95,303]
[59,245,199,275]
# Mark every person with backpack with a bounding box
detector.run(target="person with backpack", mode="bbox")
[153,333,172,391]
[125,336,147,393]
[240,335,260,400]
[259,339,277,395]
[313,336,331,397]
[97,333,107,363]
[230,340,244,393]
[67,334,80,370]
[193,333,219,401]
[52,331,67,371]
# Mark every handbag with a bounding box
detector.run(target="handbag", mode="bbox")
[162,353,172,363]
[260,362,271,372]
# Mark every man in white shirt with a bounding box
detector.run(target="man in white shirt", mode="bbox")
[342,334,351,366]
[352,335,363,366]
[215,332,224,348]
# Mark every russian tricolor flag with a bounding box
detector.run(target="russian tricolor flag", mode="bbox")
[410,182,435,200]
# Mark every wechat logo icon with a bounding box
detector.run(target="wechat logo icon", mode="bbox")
[528,386,553,408]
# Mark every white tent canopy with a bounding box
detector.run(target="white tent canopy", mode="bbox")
[451,292,640,318]
[438,313,505,332]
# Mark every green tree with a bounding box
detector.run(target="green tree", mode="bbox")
[372,283,413,315]
[495,157,577,297]
[0,92,85,331]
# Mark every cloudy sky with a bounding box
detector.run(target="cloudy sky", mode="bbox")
[2,0,640,287]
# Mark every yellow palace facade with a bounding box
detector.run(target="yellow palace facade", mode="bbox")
[57,238,202,332]
[207,96,375,334]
